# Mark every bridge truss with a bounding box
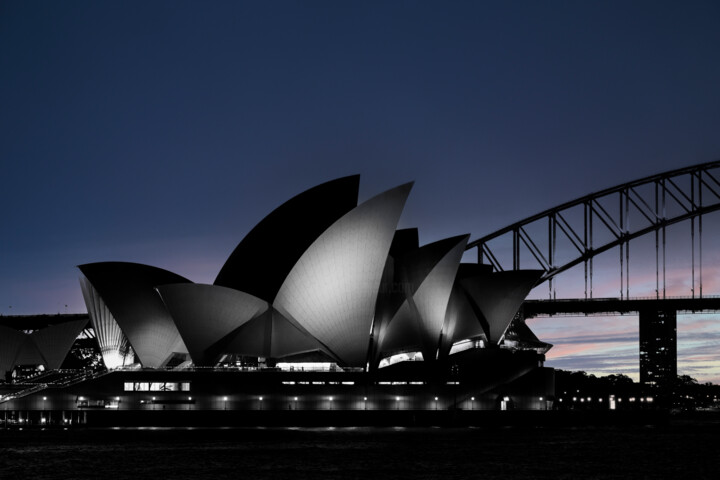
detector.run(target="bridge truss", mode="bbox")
[467,160,720,300]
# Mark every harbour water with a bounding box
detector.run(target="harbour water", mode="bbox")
[2,414,719,479]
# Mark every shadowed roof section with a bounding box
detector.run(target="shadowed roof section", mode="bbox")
[157,284,269,366]
[214,175,360,301]
[460,270,543,345]
[0,326,27,378]
[0,317,89,374]
[439,283,486,358]
[78,262,192,368]
[31,318,89,369]
[217,308,331,361]
[377,235,469,362]
[407,235,468,361]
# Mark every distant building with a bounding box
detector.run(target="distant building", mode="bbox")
[639,309,677,390]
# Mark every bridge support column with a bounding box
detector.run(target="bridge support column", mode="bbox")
[639,309,677,398]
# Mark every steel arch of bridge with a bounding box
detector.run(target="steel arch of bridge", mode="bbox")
[467,160,720,300]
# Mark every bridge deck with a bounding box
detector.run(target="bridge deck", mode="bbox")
[524,297,720,317]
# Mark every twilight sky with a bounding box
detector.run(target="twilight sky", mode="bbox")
[2,1,720,381]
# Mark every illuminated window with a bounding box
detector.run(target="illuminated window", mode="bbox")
[124,382,191,392]
[378,352,424,368]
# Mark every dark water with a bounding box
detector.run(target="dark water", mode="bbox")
[1,422,718,479]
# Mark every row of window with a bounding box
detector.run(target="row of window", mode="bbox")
[281,381,356,385]
[123,382,191,392]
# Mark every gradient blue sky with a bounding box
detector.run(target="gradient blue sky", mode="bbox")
[2,1,720,381]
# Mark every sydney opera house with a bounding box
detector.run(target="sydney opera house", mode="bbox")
[1,176,553,423]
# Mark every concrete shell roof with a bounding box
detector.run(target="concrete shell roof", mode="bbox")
[80,275,129,369]
[215,175,359,302]
[0,318,89,375]
[31,318,89,370]
[274,182,413,367]
[78,262,192,368]
[460,270,543,345]
[0,326,27,377]
[157,283,269,365]
[378,234,469,361]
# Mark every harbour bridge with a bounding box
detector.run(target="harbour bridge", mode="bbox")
[466,159,720,388]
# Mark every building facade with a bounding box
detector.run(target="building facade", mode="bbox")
[1,176,553,419]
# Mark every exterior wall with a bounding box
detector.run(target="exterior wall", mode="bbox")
[0,363,553,416]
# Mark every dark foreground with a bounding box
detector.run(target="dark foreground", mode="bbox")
[2,413,718,480]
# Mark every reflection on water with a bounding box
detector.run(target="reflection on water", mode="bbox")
[1,423,719,479]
